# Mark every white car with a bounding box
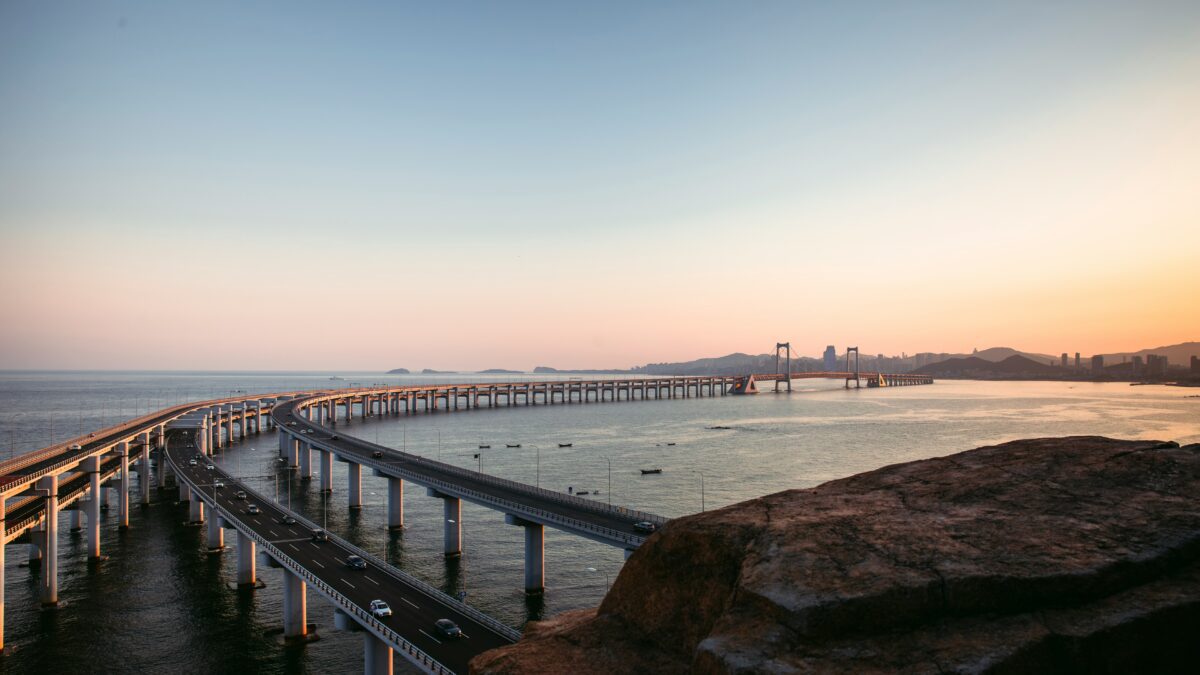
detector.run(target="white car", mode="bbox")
[369,600,392,618]
[68,444,82,451]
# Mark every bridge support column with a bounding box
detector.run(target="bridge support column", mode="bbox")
[85,457,101,558]
[319,450,333,492]
[288,436,299,468]
[347,461,362,509]
[282,568,307,638]
[364,633,393,675]
[199,416,210,456]
[0,500,5,651]
[139,437,151,505]
[237,530,256,586]
[430,490,461,557]
[117,442,130,529]
[179,483,191,502]
[278,432,288,459]
[207,513,224,550]
[38,474,58,605]
[506,515,545,594]
[189,495,205,524]
[299,441,312,480]
[387,477,403,529]
[28,525,43,565]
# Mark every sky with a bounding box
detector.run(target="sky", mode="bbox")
[1,1,1198,371]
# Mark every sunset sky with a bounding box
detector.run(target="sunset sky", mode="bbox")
[2,2,1198,370]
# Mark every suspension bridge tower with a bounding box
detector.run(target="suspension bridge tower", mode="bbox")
[774,342,792,393]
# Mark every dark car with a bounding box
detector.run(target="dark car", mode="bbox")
[281,515,297,525]
[235,491,247,500]
[311,529,329,542]
[345,555,367,570]
[435,619,462,638]
[634,521,657,533]
[247,504,260,515]
[330,435,339,440]
[372,451,383,459]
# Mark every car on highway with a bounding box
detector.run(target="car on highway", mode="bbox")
[247,504,261,515]
[345,555,367,570]
[214,481,225,489]
[189,459,198,466]
[235,491,247,500]
[281,515,297,525]
[372,451,383,458]
[68,444,82,451]
[206,464,216,471]
[330,435,339,440]
[435,618,462,638]
[287,421,297,426]
[311,529,329,542]
[634,521,657,533]
[369,600,392,618]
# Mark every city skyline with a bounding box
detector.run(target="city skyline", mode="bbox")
[2,2,1198,371]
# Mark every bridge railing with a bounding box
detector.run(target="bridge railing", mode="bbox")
[169,452,460,675]
[4,455,123,542]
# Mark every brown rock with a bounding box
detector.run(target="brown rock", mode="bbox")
[470,437,1200,674]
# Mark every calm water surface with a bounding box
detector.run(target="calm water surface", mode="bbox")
[1,372,1197,673]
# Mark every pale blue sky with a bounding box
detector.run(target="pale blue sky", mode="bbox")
[1,2,1198,369]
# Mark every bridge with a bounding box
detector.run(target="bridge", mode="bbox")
[0,366,932,672]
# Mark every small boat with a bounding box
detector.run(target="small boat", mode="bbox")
[706,425,732,430]
[558,443,573,448]
[506,444,521,448]
[478,445,490,449]
[641,468,663,475]
[666,442,676,446]
[576,490,590,496]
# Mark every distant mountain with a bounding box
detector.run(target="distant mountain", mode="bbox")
[421,369,455,374]
[1098,342,1200,366]
[912,354,1060,377]
[385,368,410,374]
[478,368,521,374]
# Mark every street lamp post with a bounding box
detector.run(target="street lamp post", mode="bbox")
[603,456,612,505]
[699,471,706,512]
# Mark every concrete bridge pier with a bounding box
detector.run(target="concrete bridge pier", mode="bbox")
[207,513,224,550]
[364,633,393,675]
[347,461,362,509]
[28,525,44,565]
[237,530,256,586]
[117,442,130,529]
[68,508,82,532]
[0,500,5,651]
[319,450,333,493]
[387,477,404,529]
[199,415,210,456]
[288,437,300,468]
[277,432,288,460]
[139,436,151,505]
[299,441,312,480]
[189,495,205,524]
[38,474,58,605]
[506,515,545,594]
[84,458,102,558]
[179,483,191,503]
[281,569,307,638]
[429,489,462,557]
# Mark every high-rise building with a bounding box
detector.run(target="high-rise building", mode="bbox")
[823,345,837,371]
[1192,355,1199,374]
[1145,354,1168,377]
[1132,355,1144,375]
[1092,355,1104,372]
[1074,352,1081,369]
[1061,353,1069,368]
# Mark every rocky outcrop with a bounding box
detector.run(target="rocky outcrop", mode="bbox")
[471,437,1200,674]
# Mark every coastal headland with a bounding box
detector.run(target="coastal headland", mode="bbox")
[471,436,1200,673]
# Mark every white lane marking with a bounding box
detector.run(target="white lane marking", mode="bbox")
[402,598,419,609]
[341,578,356,589]
[268,529,278,537]
[288,544,299,552]
[366,576,380,586]
[313,560,324,569]
[418,629,442,645]
[460,632,470,639]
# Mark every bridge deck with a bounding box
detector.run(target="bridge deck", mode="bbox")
[168,431,516,673]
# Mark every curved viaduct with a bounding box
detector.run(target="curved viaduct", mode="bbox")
[0,371,931,673]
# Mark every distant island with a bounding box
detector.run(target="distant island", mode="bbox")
[421,368,455,374]
[385,368,410,374]
[478,368,522,374]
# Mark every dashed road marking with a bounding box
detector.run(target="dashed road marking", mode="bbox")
[402,598,419,609]
[366,576,380,586]
[313,560,325,569]
[288,543,299,552]
[341,578,356,589]
[418,629,442,645]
